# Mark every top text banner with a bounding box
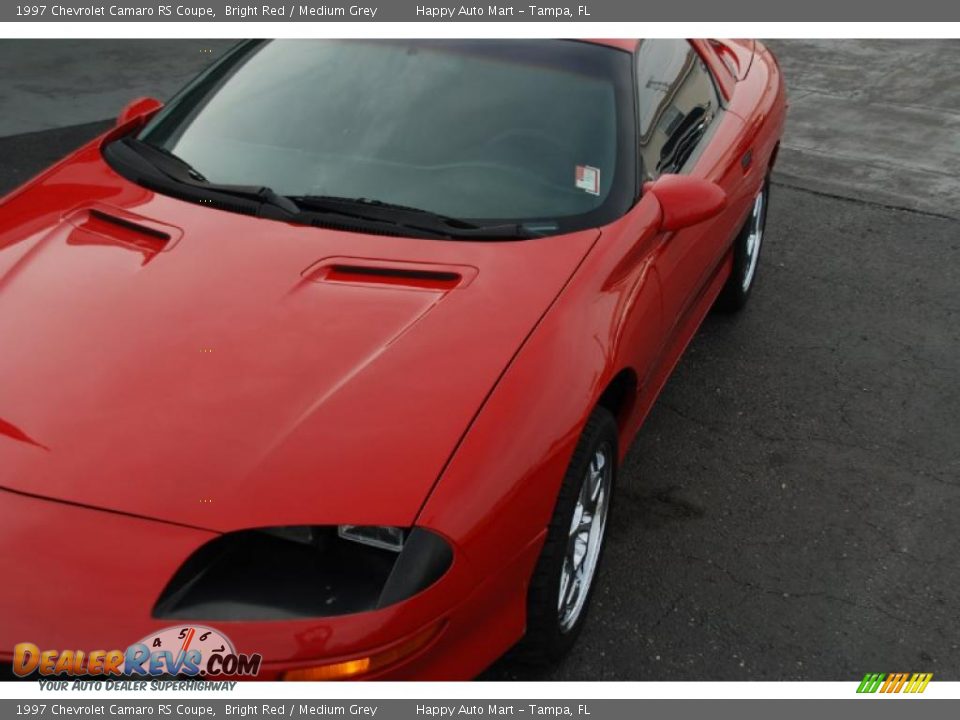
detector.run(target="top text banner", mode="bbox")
[3,0,960,22]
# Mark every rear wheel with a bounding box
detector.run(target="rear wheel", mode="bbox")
[716,176,770,312]
[518,406,618,663]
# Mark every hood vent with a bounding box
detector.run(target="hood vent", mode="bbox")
[86,209,171,243]
[64,205,181,264]
[303,258,477,291]
[325,264,462,290]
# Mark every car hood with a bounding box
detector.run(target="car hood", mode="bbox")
[0,143,599,531]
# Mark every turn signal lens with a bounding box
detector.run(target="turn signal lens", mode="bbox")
[284,657,371,681]
[282,622,443,681]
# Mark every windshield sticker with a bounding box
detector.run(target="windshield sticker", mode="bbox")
[575,165,600,195]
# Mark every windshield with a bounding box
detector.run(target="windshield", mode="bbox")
[136,40,636,236]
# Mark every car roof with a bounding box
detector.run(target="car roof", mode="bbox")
[582,39,639,52]
[580,39,736,101]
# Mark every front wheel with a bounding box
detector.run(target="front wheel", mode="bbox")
[715,176,770,312]
[518,406,618,664]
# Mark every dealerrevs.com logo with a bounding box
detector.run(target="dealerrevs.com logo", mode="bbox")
[857,673,933,694]
[13,625,262,678]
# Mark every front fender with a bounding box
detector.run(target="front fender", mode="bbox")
[416,199,663,579]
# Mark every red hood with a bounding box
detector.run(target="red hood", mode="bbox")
[0,143,598,531]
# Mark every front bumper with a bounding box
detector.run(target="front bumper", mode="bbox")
[0,488,540,680]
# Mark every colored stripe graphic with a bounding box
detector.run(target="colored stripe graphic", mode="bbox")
[905,673,933,693]
[857,672,932,693]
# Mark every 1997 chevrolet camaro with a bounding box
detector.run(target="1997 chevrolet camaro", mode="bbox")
[0,39,785,680]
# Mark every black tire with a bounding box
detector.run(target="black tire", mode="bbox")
[517,406,618,664]
[715,176,770,313]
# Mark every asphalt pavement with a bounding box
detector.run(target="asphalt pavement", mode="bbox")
[0,39,957,681]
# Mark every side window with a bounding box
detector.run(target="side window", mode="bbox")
[635,40,721,181]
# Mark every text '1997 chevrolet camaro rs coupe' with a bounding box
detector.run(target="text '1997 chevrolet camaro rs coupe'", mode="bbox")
[0,39,785,680]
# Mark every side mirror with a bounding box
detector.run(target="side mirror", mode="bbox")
[116,97,164,127]
[645,174,727,232]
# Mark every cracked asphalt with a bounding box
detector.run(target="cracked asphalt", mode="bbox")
[0,40,957,681]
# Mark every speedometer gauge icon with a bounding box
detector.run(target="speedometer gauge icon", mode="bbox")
[136,625,236,675]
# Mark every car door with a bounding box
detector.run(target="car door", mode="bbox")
[635,39,747,339]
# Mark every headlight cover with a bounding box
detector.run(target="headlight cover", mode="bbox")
[338,525,406,552]
[152,526,452,621]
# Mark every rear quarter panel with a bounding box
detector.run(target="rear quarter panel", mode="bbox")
[727,41,788,182]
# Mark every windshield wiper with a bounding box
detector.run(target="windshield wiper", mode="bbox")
[288,195,541,240]
[124,137,212,184]
[140,142,209,183]
[122,137,302,216]
[120,138,541,240]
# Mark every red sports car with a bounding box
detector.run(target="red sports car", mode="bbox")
[0,39,785,680]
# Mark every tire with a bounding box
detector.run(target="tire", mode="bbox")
[517,406,618,664]
[715,176,770,313]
